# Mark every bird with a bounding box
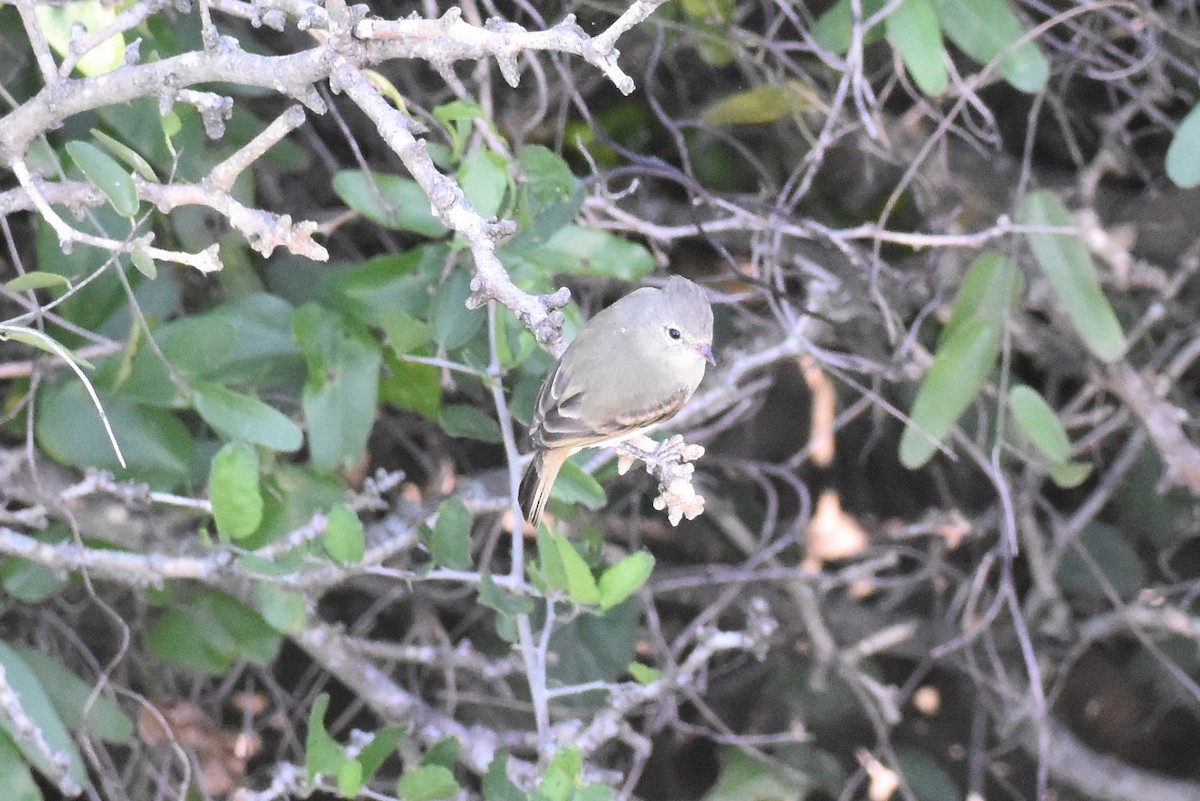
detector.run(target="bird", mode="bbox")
[518,275,715,528]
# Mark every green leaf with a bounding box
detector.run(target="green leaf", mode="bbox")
[13,647,133,745]
[324,503,366,564]
[478,574,535,616]
[193,382,303,452]
[4,271,71,292]
[573,785,615,801]
[681,0,733,21]
[34,0,125,76]
[238,464,347,551]
[598,552,654,611]
[422,737,460,770]
[306,694,347,781]
[895,749,960,801]
[130,248,157,279]
[538,746,582,801]
[439,404,502,444]
[930,0,1048,92]
[254,583,308,634]
[1,558,65,603]
[1009,385,1071,464]
[332,170,447,237]
[483,750,528,801]
[550,459,607,510]
[7,652,126,753]
[627,662,661,684]
[811,0,889,52]
[1023,190,1126,362]
[549,598,639,690]
[358,725,405,782]
[427,498,472,570]
[1048,461,1091,489]
[149,608,236,674]
[33,202,131,324]
[200,294,303,386]
[90,128,158,181]
[381,310,434,356]
[537,528,567,589]
[203,591,282,666]
[157,316,239,380]
[1,328,89,369]
[511,146,584,245]
[106,334,179,408]
[0,643,87,789]
[458,148,510,218]
[886,0,949,95]
[0,734,40,801]
[1167,103,1200,188]
[706,746,844,801]
[339,759,365,797]
[66,141,139,217]
[1056,522,1144,601]
[899,318,999,468]
[294,304,382,472]
[338,246,444,325]
[704,85,795,125]
[434,100,489,161]
[510,370,544,425]
[209,442,264,540]
[36,381,195,491]
[162,109,182,138]
[237,550,307,577]
[898,251,1021,469]
[941,252,1022,344]
[506,226,655,283]
[382,355,442,420]
[551,533,601,606]
[399,764,459,801]
[679,0,735,65]
[432,270,485,349]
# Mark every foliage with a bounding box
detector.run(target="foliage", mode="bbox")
[2,0,1200,800]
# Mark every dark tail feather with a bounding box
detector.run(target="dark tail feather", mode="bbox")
[518,451,558,528]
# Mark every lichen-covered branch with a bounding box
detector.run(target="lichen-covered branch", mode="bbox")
[331,60,572,349]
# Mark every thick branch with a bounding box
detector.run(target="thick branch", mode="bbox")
[0,44,328,164]
[356,6,669,95]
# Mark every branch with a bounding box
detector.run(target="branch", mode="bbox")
[10,160,223,273]
[566,597,777,755]
[13,0,58,84]
[57,0,173,76]
[0,43,329,165]
[356,4,672,96]
[1106,362,1200,495]
[332,62,570,349]
[1038,716,1200,801]
[617,435,708,525]
[290,623,537,781]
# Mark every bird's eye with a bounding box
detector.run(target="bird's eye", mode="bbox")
[667,326,682,340]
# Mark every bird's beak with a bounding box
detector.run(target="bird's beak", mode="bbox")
[697,343,716,366]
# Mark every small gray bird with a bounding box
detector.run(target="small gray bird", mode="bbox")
[519,276,715,528]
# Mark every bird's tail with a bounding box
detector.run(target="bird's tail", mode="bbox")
[518,451,562,529]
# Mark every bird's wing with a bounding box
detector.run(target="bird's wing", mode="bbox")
[532,359,689,450]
